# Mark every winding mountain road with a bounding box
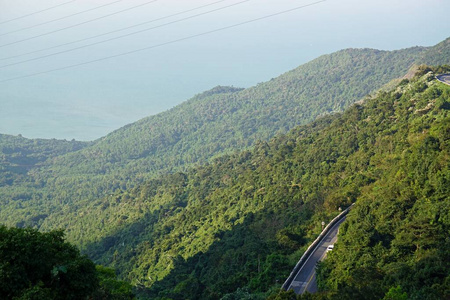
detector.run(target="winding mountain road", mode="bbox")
[287,216,346,294]
[437,74,450,86]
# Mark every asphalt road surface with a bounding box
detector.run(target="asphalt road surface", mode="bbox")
[288,216,347,294]
[437,74,450,85]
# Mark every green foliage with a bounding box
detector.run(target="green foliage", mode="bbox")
[267,290,329,300]
[383,286,408,300]
[316,69,450,299]
[93,265,135,299]
[124,70,450,298]
[0,134,88,187]
[0,39,448,299]
[0,226,135,300]
[419,37,450,66]
[221,287,264,300]
[1,41,445,248]
[69,68,448,299]
[0,225,98,300]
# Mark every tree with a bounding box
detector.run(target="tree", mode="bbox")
[93,265,135,300]
[0,226,98,300]
[382,286,408,300]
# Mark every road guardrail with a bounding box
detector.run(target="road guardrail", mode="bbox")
[281,203,354,291]
[436,74,450,86]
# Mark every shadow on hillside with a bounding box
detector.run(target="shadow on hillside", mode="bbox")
[83,207,312,300]
[83,209,162,264]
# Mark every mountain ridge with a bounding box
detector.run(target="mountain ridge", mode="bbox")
[0,37,448,264]
[0,37,449,299]
[79,67,450,299]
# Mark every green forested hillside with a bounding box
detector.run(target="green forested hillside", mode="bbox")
[60,67,449,299]
[0,134,88,185]
[1,39,448,243]
[0,39,449,300]
[315,73,450,300]
[0,135,88,224]
[40,45,431,178]
[419,37,450,65]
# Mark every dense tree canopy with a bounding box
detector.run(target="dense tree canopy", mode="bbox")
[81,67,449,299]
[0,226,98,299]
[0,38,448,300]
[1,39,447,245]
[0,226,135,300]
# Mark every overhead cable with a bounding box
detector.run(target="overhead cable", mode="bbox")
[0,0,230,61]
[0,0,125,37]
[0,0,250,69]
[0,0,326,83]
[0,1,77,25]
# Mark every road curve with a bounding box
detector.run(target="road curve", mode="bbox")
[288,216,346,294]
[436,74,450,86]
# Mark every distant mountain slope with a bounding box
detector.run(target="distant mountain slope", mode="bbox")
[42,39,450,181]
[45,46,429,178]
[0,38,448,248]
[419,37,450,65]
[0,134,88,186]
[73,67,448,299]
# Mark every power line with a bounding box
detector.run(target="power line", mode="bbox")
[0,0,124,37]
[0,1,77,25]
[0,0,230,61]
[0,0,250,68]
[0,1,159,44]
[0,0,228,56]
[0,0,326,84]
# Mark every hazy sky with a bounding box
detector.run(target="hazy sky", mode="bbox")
[0,0,449,141]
